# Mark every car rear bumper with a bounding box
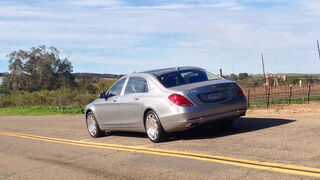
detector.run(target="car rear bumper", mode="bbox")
[159,99,247,133]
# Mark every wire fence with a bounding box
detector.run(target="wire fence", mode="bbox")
[246,84,320,109]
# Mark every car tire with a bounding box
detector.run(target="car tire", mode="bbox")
[86,111,104,138]
[144,110,166,143]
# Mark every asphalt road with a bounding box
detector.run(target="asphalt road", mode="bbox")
[1,105,320,179]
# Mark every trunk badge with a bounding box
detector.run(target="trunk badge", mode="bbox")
[190,89,197,93]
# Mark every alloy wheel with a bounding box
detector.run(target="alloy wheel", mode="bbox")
[146,113,159,141]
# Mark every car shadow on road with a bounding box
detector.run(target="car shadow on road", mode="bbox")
[171,117,295,141]
[105,117,295,142]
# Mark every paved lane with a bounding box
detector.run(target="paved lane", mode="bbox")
[1,106,320,179]
[1,131,320,178]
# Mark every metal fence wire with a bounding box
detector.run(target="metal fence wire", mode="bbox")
[246,84,320,109]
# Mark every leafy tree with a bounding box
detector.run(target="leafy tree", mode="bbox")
[305,75,314,84]
[286,76,299,85]
[238,73,249,80]
[98,82,106,92]
[229,74,238,81]
[78,78,97,94]
[0,45,75,93]
[0,74,12,94]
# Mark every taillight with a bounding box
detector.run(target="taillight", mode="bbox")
[237,85,244,96]
[168,94,193,106]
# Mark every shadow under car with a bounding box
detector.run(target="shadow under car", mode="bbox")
[101,117,295,142]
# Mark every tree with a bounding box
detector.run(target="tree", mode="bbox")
[238,73,249,80]
[0,45,75,93]
[0,74,12,94]
[229,74,238,81]
[286,76,299,85]
[98,82,106,92]
[79,78,97,94]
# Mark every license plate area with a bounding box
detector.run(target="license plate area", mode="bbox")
[198,90,230,103]
[208,92,222,100]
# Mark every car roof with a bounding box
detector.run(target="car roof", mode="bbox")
[139,66,204,76]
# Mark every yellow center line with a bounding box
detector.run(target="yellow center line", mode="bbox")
[1,131,320,178]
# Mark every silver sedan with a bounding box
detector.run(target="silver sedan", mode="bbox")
[85,67,247,142]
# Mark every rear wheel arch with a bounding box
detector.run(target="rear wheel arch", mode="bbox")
[143,109,167,142]
[143,108,157,125]
[85,109,92,117]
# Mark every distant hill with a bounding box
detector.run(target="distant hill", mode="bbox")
[0,72,121,79]
[73,73,122,79]
[0,72,122,79]
[282,73,320,77]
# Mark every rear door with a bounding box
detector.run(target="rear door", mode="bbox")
[117,77,149,130]
[94,78,126,128]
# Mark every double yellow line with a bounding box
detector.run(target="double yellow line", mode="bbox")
[1,131,320,178]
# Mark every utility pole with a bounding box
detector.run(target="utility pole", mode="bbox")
[261,53,266,82]
[317,40,320,61]
[219,68,223,77]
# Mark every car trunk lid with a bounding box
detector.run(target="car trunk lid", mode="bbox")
[169,79,237,106]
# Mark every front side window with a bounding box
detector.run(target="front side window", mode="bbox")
[158,69,220,88]
[125,77,148,94]
[108,78,126,97]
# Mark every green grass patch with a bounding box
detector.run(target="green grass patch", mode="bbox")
[0,105,84,116]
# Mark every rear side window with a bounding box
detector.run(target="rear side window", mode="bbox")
[108,78,126,97]
[125,77,148,94]
[158,69,220,88]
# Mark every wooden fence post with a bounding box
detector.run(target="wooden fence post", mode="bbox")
[266,86,271,109]
[288,85,293,104]
[247,88,250,108]
[307,84,311,103]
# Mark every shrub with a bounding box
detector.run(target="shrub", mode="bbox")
[0,88,98,108]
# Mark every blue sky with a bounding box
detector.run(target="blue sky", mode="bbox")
[0,0,320,75]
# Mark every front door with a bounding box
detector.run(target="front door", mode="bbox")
[94,78,126,129]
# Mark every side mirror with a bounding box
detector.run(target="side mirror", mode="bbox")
[99,92,107,99]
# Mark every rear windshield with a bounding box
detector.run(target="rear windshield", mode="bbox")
[158,69,220,88]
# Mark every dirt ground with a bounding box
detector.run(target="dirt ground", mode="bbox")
[249,102,320,114]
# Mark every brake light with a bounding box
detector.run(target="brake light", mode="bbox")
[168,94,193,106]
[237,85,244,96]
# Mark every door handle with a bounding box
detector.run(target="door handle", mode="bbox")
[134,97,139,100]
[113,100,117,102]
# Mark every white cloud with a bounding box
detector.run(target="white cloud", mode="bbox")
[299,0,320,15]
[67,0,125,8]
[208,1,245,10]
[0,0,320,74]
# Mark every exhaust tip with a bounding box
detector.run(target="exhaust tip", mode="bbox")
[186,122,199,128]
